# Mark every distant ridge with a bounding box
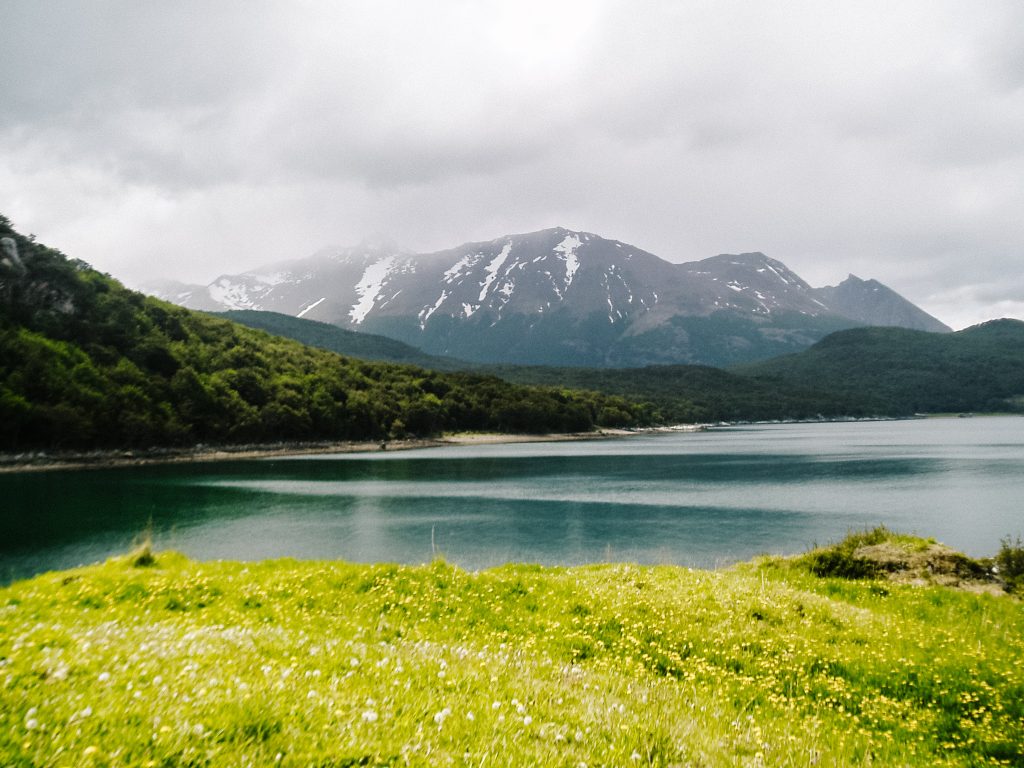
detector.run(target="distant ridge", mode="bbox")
[147,227,950,367]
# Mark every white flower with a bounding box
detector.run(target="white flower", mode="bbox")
[491,701,501,710]
[631,751,642,760]
[192,723,205,736]
[523,715,533,726]
[361,710,379,723]
[433,707,451,726]
[25,718,39,730]
[97,672,111,683]
[466,711,475,721]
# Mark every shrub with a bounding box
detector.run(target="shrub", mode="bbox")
[995,536,1024,594]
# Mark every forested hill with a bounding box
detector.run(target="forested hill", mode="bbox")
[213,309,1024,422]
[217,310,464,371]
[0,216,652,451]
[738,321,1024,414]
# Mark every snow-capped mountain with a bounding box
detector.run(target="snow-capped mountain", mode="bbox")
[147,228,950,366]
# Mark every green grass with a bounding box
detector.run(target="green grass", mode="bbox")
[2,546,1023,767]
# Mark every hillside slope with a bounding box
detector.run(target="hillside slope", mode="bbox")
[0,215,650,450]
[217,310,464,371]
[739,320,1024,414]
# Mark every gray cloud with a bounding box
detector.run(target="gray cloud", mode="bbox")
[1,0,1022,330]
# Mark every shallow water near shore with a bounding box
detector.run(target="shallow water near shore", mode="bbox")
[2,417,1022,582]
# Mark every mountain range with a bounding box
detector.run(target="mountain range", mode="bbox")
[151,227,950,367]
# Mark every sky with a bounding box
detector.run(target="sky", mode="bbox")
[1,1,1023,330]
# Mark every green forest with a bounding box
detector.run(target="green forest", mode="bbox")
[738,321,1024,414]
[3,214,1022,453]
[229,310,1024,424]
[0,216,652,450]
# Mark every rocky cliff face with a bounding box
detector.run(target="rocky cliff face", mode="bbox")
[813,275,950,334]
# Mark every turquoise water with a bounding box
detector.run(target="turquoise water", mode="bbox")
[2,417,1022,581]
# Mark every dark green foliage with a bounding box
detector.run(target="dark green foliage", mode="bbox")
[0,217,652,450]
[805,549,881,580]
[219,310,463,370]
[995,536,1024,594]
[799,527,895,580]
[739,323,1024,415]
[499,321,1024,422]
[487,363,885,423]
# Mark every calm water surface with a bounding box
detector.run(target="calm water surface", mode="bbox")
[2,417,1022,582]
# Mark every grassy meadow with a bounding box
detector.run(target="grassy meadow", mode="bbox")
[1,537,1023,767]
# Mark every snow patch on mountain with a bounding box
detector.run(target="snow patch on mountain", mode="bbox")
[553,234,582,291]
[444,254,476,284]
[478,241,512,302]
[252,271,290,286]
[349,256,397,324]
[297,297,327,318]
[419,290,449,328]
[209,278,257,310]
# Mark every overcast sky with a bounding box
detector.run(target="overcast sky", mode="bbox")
[2,1,1023,329]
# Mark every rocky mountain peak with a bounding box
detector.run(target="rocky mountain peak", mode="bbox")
[146,227,951,366]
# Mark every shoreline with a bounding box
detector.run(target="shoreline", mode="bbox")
[2,414,1003,474]
[0,428,639,474]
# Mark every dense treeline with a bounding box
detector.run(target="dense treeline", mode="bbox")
[495,321,1024,421]
[738,323,1024,415]
[221,307,1024,423]
[486,363,889,423]
[221,311,887,421]
[0,216,653,450]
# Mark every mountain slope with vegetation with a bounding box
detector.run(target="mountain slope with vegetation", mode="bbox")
[738,321,1024,414]
[496,321,1024,421]
[217,309,464,371]
[486,363,887,423]
[216,309,1024,423]
[2,531,1022,766]
[0,216,651,451]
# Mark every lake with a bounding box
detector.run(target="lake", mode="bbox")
[2,417,1022,582]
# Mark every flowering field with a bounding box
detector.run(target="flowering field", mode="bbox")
[1,543,1022,767]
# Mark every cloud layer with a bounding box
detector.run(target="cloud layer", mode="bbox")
[2,0,1022,328]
